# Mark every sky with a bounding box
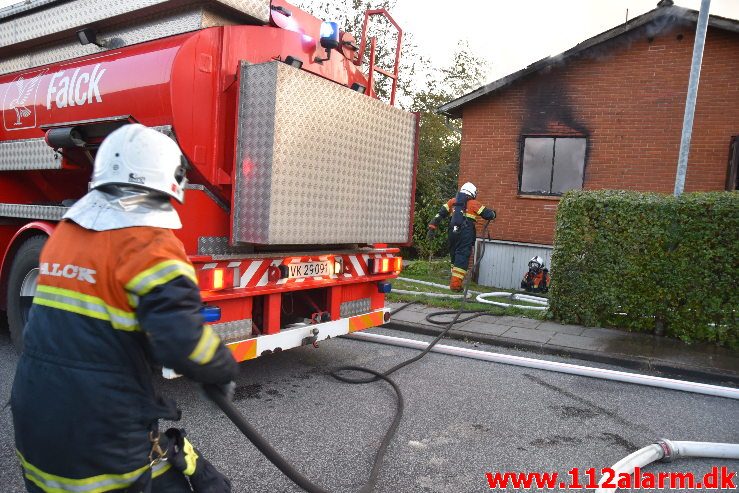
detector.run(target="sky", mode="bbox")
[386,0,739,83]
[2,0,738,87]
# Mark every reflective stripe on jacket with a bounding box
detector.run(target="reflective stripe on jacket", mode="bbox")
[11,220,237,491]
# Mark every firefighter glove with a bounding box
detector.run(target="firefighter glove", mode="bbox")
[199,381,236,409]
[212,381,236,402]
[164,428,232,492]
[164,428,198,476]
[427,227,437,240]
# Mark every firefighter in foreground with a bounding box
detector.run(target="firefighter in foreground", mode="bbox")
[427,182,496,291]
[11,124,238,492]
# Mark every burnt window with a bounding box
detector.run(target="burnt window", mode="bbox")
[727,136,738,191]
[520,137,586,195]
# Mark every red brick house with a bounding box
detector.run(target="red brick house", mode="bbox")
[439,2,739,289]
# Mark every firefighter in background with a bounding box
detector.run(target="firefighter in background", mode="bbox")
[427,182,496,291]
[11,124,237,493]
[521,256,551,293]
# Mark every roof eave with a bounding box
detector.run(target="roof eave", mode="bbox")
[437,6,739,118]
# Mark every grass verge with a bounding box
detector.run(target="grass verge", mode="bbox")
[388,259,549,320]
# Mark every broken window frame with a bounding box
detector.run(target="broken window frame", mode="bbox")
[518,136,587,196]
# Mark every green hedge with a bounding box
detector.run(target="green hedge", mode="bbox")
[550,190,738,348]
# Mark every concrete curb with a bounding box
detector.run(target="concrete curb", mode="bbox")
[383,320,739,387]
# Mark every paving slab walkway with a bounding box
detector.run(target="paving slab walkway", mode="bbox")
[385,302,739,386]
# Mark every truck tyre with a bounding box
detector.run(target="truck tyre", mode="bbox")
[6,235,46,353]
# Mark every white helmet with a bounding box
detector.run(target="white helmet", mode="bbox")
[528,256,545,271]
[90,124,188,203]
[460,182,477,198]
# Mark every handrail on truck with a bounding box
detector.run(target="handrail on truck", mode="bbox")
[356,8,403,106]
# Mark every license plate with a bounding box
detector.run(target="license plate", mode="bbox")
[286,261,331,279]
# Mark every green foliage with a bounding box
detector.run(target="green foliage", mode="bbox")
[550,190,738,348]
[412,198,448,259]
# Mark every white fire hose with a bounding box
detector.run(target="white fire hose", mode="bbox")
[351,333,738,491]
[395,277,549,311]
[386,277,737,488]
[594,440,739,493]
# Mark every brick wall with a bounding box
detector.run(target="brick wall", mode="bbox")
[459,23,739,246]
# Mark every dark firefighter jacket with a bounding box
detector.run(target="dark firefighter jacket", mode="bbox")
[428,196,496,230]
[11,220,238,492]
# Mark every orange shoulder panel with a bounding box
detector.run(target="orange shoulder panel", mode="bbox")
[113,227,191,289]
[466,199,483,214]
[36,222,192,312]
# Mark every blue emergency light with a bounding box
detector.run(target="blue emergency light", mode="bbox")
[200,305,221,323]
[319,21,340,50]
[377,281,392,294]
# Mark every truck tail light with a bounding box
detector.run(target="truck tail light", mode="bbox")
[369,257,402,274]
[198,267,236,291]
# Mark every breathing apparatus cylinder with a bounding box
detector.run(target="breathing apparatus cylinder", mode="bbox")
[450,192,470,233]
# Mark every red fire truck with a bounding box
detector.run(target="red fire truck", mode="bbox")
[0,0,418,369]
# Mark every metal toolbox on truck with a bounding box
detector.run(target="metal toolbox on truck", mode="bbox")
[232,61,418,246]
[0,0,271,75]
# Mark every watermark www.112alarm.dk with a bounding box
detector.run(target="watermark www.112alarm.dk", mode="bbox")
[485,466,736,489]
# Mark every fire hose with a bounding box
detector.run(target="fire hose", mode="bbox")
[202,275,476,493]
[202,221,737,492]
[201,222,493,493]
[593,440,739,493]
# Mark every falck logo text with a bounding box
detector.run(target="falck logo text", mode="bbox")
[2,69,47,131]
[2,63,106,131]
[46,63,106,110]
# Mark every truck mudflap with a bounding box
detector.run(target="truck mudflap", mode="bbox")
[162,307,389,377]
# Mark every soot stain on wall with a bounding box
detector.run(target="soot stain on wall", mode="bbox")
[521,76,589,136]
[518,75,592,188]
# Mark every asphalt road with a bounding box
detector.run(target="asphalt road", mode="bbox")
[1,326,737,492]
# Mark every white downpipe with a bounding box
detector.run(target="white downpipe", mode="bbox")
[595,440,739,493]
[395,277,548,311]
[349,332,739,400]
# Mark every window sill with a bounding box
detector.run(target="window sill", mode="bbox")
[517,194,562,201]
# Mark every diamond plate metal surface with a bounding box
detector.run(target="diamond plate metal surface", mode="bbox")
[232,62,417,245]
[0,203,68,220]
[212,318,253,344]
[340,298,371,318]
[232,61,275,244]
[0,8,234,74]
[0,138,60,170]
[0,0,269,49]
[217,0,270,22]
[198,236,255,255]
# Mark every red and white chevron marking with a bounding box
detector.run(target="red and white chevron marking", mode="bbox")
[196,252,397,289]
